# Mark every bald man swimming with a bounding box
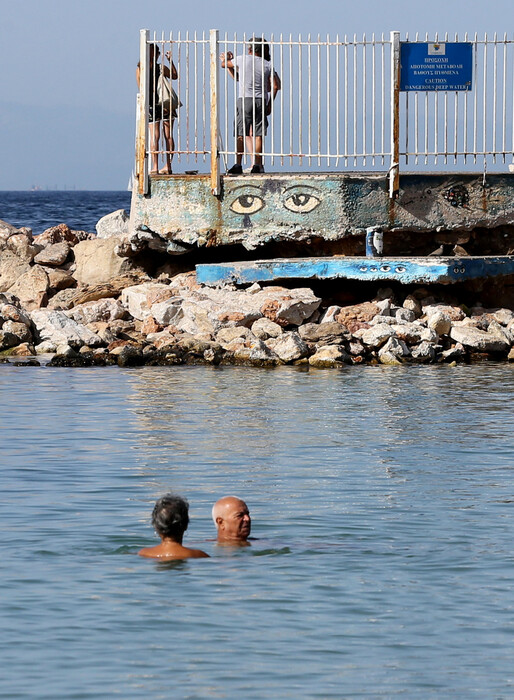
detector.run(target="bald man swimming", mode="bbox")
[212,496,252,544]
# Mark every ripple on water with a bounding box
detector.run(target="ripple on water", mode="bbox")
[1,364,514,698]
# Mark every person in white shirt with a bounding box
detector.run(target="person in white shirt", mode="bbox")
[220,37,280,174]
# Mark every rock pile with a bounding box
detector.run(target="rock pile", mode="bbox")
[1,214,514,368]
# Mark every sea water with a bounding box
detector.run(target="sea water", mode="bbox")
[0,191,132,235]
[1,363,514,699]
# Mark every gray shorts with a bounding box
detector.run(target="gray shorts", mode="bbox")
[236,98,268,137]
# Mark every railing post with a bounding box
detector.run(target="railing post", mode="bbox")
[136,29,149,195]
[210,29,221,196]
[389,30,400,199]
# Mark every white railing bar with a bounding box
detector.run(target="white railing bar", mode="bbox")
[270,33,275,167]
[381,33,385,165]
[463,32,469,163]
[344,35,348,167]
[353,34,358,167]
[177,31,182,162]
[362,33,366,167]
[298,35,302,167]
[502,34,507,162]
[326,33,330,168]
[371,32,376,165]
[493,33,498,164]
[335,34,340,167]
[511,32,514,162]
[473,32,478,164]
[280,33,284,166]
[316,35,321,166]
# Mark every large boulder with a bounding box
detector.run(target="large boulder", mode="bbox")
[66,298,128,325]
[359,323,395,348]
[150,297,184,326]
[34,242,70,267]
[96,209,129,239]
[450,325,510,353]
[216,326,255,347]
[309,344,351,367]
[0,330,20,350]
[423,303,466,322]
[251,317,283,340]
[8,266,50,309]
[42,267,76,292]
[392,322,438,345]
[402,295,422,317]
[258,287,320,326]
[0,250,32,292]
[0,219,20,241]
[378,336,410,364]
[1,320,32,344]
[73,238,136,286]
[0,302,31,326]
[336,301,380,332]
[30,309,103,349]
[298,321,349,344]
[427,311,452,336]
[6,233,37,263]
[266,332,309,362]
[36,224,79,247]
[410,341,437,363]
[121,283,175,320]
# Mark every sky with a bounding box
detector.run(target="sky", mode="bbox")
[1,0,512,190]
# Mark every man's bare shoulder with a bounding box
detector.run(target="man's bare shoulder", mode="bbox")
[138,545,209,560]
[187,548,210,558]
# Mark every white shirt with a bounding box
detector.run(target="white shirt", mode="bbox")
[234,54,271,99]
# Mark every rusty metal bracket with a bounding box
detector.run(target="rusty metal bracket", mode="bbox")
[389,31,401,200]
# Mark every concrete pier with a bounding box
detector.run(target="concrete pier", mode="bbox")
[127,172,514,258]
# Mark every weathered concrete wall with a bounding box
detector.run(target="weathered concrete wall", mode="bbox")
[126,172,514,256]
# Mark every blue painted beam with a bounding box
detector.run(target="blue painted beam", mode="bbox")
[196,256,514,286]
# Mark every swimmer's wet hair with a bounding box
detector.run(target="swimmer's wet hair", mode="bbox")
[152,494,189,540]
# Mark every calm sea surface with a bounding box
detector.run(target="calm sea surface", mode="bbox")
[0,191,132,234]
[1,363,514,699]
[1,192,514,698]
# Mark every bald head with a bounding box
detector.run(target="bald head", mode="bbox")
[212,496,251,543]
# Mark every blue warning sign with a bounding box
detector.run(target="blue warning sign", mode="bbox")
[400,42,473,91]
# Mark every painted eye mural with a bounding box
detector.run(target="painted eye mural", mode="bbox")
[283,186,321,213]
[229,186,265,215]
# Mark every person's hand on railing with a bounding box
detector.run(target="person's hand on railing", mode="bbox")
[220,51,234,68]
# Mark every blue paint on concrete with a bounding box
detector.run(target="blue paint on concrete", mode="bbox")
[196,256,514,286]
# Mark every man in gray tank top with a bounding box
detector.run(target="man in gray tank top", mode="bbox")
[221,37,281,174]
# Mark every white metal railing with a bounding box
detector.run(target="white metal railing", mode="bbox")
[135,30,514,196]
[216,32,392,168]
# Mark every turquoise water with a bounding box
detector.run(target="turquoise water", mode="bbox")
[1,363,514,698]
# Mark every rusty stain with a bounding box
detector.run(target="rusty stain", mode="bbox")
[389,32,401,199]
[210,30,220,196]
[388,194,396,229]
[481,183,488,212]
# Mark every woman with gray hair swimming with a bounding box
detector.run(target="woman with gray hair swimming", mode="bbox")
[139,494,209,560]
